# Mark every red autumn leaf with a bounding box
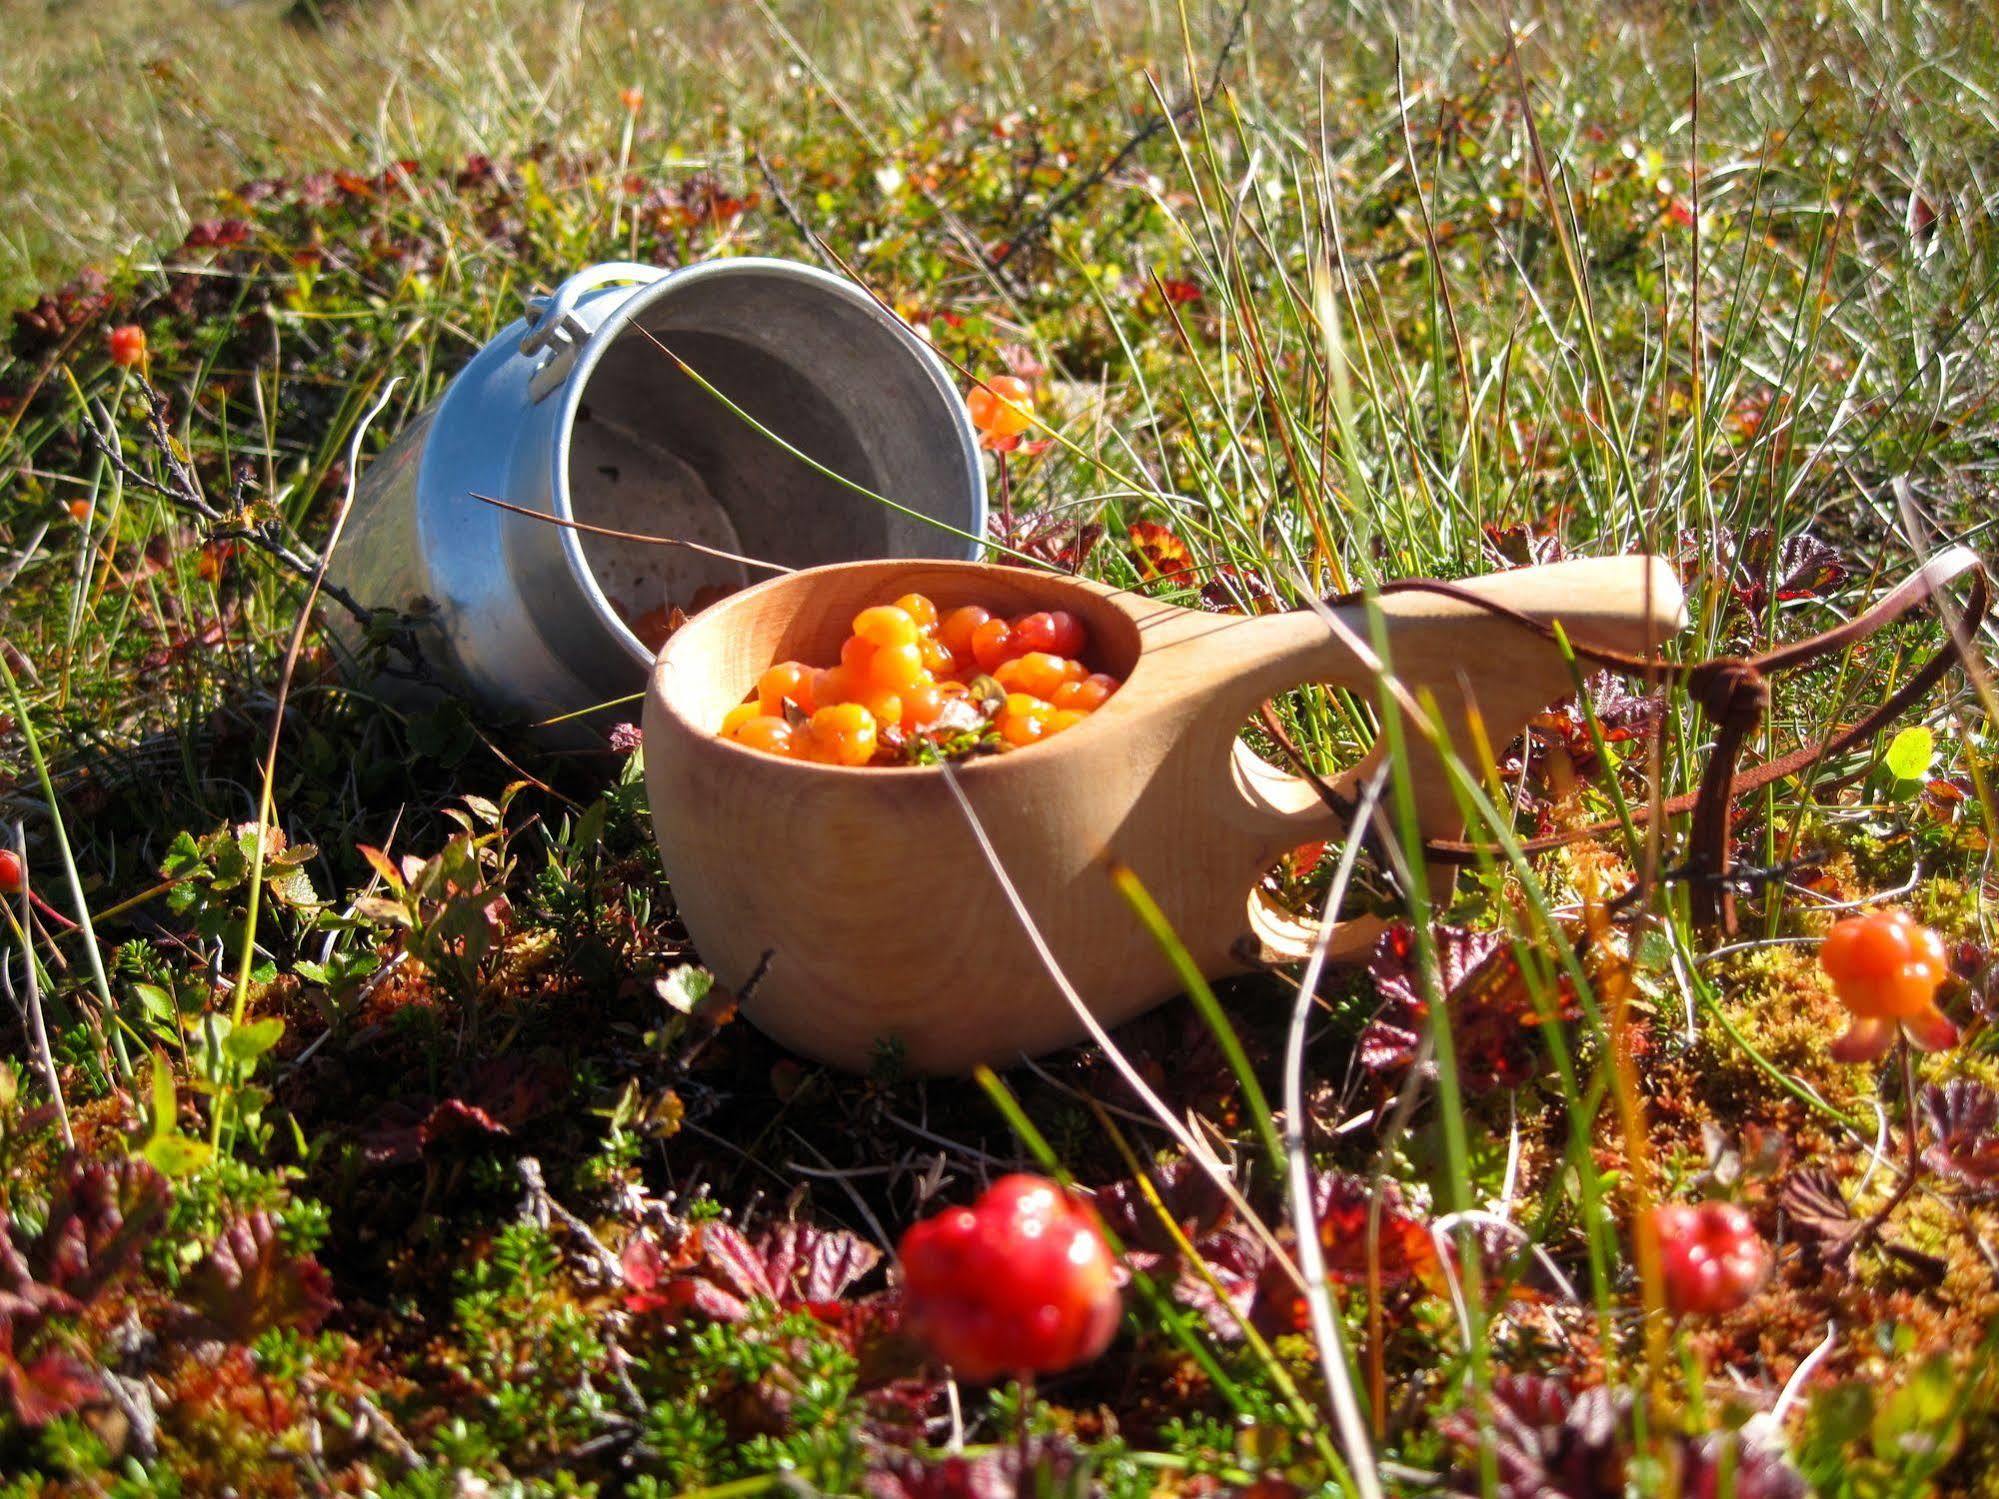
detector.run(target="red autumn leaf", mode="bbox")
[0,1239,81,1325]
[1199,563,1279,614]
[619,1232,703,1315]
[1284,841,1327,880]
[1128,520,1195,585]
[0,1321,98,1427]
[621,1219,882,1323]
[1520,671,1663,778]
[1308,1171,1442,1291]
[996,343,1046,381]
[1359,923,1574,1094]
[1157,277,1202,306]
[185,1212,336,1342]
[359,1057,565,1167]
[991,504,1102,572]
[1095,1158,1233,1257]
[1481,520,1571,567]
[863,1434,1081,1498]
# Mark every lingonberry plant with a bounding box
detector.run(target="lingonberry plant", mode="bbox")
[898,1174,1122,1381]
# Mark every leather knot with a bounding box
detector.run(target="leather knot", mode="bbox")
[1687,658,1771,733]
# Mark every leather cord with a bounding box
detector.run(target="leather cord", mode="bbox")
[1259,545,1990,933]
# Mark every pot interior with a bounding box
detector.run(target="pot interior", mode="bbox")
[563,270,979,635]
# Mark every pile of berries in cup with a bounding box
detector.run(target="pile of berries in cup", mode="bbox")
[716,591,1121,765]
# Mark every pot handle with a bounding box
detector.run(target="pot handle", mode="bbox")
[519,262,669,403]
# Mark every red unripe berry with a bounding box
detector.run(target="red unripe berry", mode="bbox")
[1012,610,1087,659]
[0,848,21,894]
[1649,1202,1769,1317]
[899,1173,1122,1381]
[107,324,147,368]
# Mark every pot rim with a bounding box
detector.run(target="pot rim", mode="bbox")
[545,257,987,672]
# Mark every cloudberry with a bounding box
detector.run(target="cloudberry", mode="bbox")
[757,661,816,717]
[939,606,991,657]
[1012,610,1086,658]
[733,717,796,757]
[970,617,1017,673]
[107,324,147,368]
[807,703,877,766]
[899,1174,1121,1380]
[965,375,1035,441]
[853,605,920,648]
[1051,673,1118,712]
[892,593,939,632]
[1820,907,1957,1062]
[1649,1202,1769,1317]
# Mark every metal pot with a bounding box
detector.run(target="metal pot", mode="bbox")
[330,258,985,741]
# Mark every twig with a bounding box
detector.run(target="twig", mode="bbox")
[228,377,401,1043]
[751,150,839,269]
[932,764,1304,1287]
[351,1391,426,1471]
[515,1155,629,1287]
[7,823,72,1148]
[467,491,793,575]
[1280,763,1391,1499]
[81,377,428,676]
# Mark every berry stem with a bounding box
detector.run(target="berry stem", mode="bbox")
[997,449,1014,552]
[1853,1039,1926,1253]
[1015,1369,1034,1499]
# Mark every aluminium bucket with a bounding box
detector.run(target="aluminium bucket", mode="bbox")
[330,258,986,742]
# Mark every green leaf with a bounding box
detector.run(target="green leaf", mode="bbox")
[148,1050,178,1140]
[1872,1353,1960,1465]
[143,1132,214,1178]
[1885,726,1935,783]
[130,983,176,1022]
[223,1017,285,1064]
[160,830,204,879]
[655,965,715,1015]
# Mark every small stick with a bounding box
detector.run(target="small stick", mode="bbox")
[9,824,73,1149]
[466,491,794,574]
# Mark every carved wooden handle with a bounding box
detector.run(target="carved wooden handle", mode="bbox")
[1181,556,1688,963]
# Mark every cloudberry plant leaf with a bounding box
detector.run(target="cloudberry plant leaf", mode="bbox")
[1885,726,1936,783]
[622,1220,882,1324]
[861,1433,1082,1498]
[1360,923,1569,1093]
[1779,1167,1860,1256]
[185,1211,335,1341]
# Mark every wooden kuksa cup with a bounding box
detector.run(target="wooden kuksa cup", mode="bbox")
[643,555,1686,1073]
